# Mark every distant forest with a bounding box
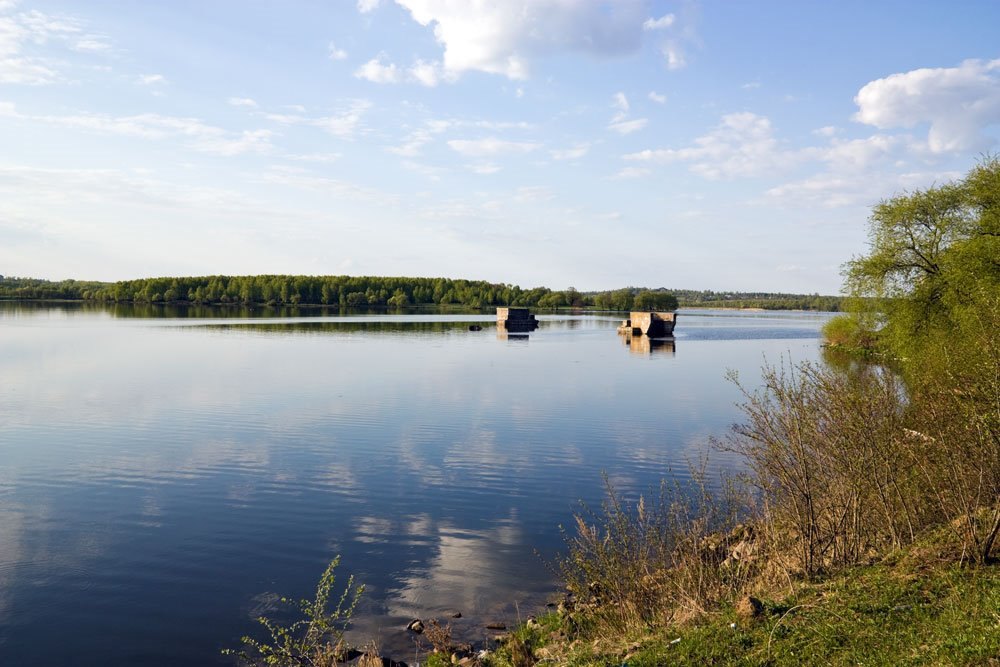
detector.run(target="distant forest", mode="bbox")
[0,275,843,311]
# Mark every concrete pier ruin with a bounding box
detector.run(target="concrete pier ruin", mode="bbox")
[617,311,677,338]
[497,307,539,333]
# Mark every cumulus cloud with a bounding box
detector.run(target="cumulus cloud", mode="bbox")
[661,42,685,70]
[328,42,347,60]
[228,97,258,108]
[643,14,675,30]
[357,0,381,13]
[408,58,452,86]
[394,0,646,80]
[446,137,541,157]
[137,73,165,85]
[624,112,795,179]
[354,53,454,87]
[354,54,402,83]
[648,91,666,104]
[854,58,1000,153]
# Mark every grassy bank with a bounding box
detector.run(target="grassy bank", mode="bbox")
[485,540,1000,666]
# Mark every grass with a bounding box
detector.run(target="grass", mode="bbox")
[485,548,1000,666]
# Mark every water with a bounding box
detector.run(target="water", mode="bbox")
[0,304,831,665]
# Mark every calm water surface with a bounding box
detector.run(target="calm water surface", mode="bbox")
[0,304,831,665]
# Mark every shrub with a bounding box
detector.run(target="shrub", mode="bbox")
[224,556,364,667]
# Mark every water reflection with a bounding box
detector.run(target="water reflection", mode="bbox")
[619,333,677,357]
[0,303,832,666]
[496,330,530,342]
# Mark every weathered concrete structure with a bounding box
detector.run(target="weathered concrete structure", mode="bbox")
[616,311,677,338]
[497,307,539,332]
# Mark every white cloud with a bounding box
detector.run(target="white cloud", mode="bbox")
[514,185,554,202]
[820,134,905,171]
[354,54,402,83]
[313,99,372,138]
[854,58,1000,153]
[608,91,646,134]
[766,169,961,209]
[357,0,381,12]
[812,125,837,137]
[608,117,648,135]
[648,91,666,104]
[661,42,685,70]
[0,7,111,83]
[137,73,165,86]
[612,166,650,179]
[409,59,446,86]
[741,81,760,90]
[328,42,347,61]
[550,143,589,160]
[643,14,675,30]
[387,129,433,157]
[624,112,796,179]
[228,97,258,108]
[71,36,110,52]
[394,0,645,80]
[1,102,273,155]
[612,91,629,115]
[194,129,274,156]
[0,56,54,83]
[446,137,541,157]
[469,162,501,175]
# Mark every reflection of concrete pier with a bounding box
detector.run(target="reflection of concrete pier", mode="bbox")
[497,307,539,333]
[616,311,677,337]
[619,332,676,356]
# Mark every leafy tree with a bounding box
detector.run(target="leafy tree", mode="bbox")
[844,156,1000,359]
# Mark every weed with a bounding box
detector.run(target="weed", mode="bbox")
[223,555,364,666]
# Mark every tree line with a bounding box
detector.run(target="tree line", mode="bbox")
[0,274,848,312]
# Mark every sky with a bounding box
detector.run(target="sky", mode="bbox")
[1,1,999,294]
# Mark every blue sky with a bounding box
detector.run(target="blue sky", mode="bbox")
[2,1,999,293]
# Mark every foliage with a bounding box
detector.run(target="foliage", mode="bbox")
[819,313,879,351]
[844,156,1000,362]
[224,556,364,667]
[0,276,108,300]
[2,274,847,312]
[557,471,746,638]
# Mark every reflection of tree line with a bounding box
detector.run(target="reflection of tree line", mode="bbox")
[200,321,490,335]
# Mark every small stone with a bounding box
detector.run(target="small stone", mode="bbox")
[450,611,463,618]
[406,619,425,634]
[485,622,507,630]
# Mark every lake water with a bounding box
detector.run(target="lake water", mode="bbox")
[0,304,831,665]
